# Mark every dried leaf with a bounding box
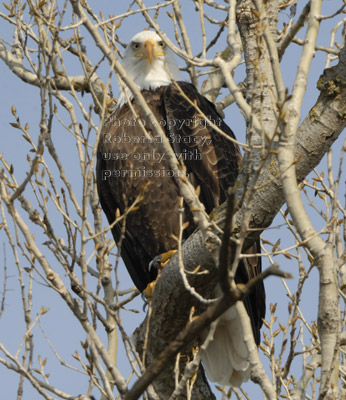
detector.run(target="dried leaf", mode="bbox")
[33,368,42,374]
[182,221,190,230]
[22,135,32,144]
[38,0,46,9]
[171,233,179,242]
[262,319,270,329]
[258,344,265,351]
[279,323,286,331]
[273,329,281,338]
[41,307,49,315]
[270,303,277,314]
[80,340,88,349]
[272,239,281,252]
[3,3,12,12]
[251,8,261,19]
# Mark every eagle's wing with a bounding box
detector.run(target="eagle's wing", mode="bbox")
[162,82,241,212]
[240,240,265,344]
[96,90,183,291]
[162,82,265,340]
[96,152,158,291]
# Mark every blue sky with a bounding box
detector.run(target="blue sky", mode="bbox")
[0,1,345,399]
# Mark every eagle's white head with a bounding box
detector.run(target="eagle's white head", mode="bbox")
[116,30,181,108]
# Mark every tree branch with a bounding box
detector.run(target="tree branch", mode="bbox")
[0,40,91,91]
[128,265,289,400]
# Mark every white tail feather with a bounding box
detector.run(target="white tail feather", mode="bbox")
[201,295,251,386]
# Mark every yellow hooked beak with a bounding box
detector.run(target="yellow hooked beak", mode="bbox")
[144,39,155,65]
[143,39,165,65]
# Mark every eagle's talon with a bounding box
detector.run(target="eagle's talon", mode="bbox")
[159,249,177,266]
[144,250,178,304]
[142,280,156,304]
[141,292,150,310]
[148,255,162,272]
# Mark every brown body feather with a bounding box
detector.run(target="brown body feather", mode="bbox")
[96,82,265,344]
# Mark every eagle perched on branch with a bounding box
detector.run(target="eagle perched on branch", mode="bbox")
[96,30,265,386]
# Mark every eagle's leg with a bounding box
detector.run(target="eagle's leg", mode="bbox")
[143,250,177,301]
[148,249,177,272]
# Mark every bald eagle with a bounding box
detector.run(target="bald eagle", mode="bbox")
[96,30,265,387]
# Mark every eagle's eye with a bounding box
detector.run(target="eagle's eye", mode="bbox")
[132,42,140,50]
[158,41,165,49]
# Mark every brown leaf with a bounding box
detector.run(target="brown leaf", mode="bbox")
[3,3,12,11]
